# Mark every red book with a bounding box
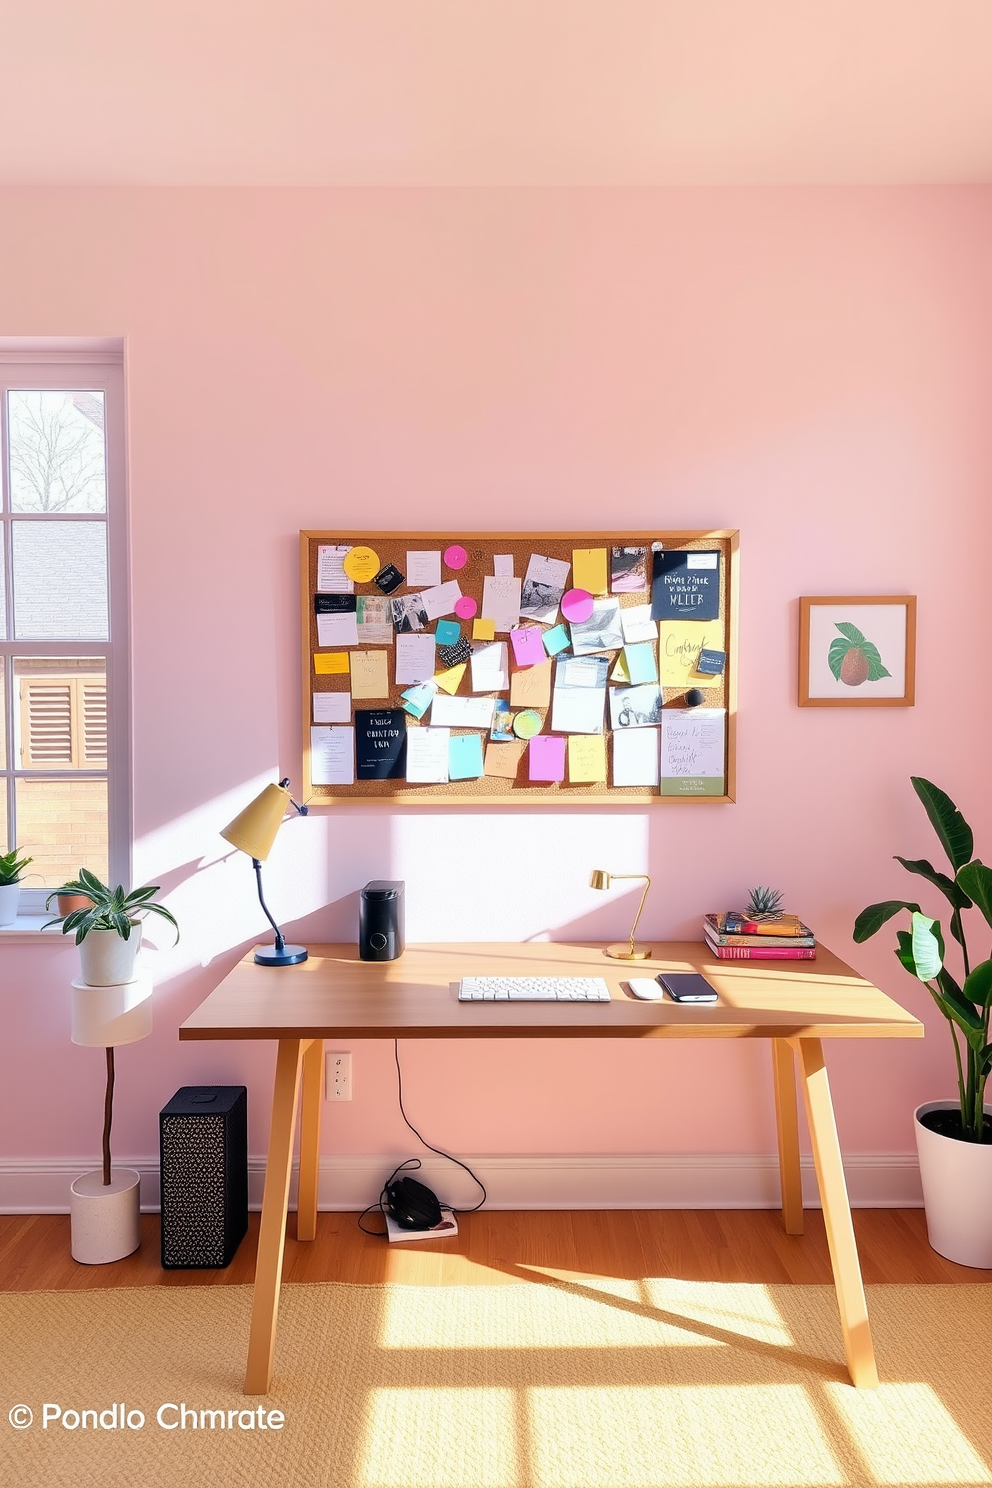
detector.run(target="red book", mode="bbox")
[704,930,816,960]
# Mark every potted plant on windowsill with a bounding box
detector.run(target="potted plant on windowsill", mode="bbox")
[0,848,33,926]
[44,868,180,985]
[854,776,992,1267]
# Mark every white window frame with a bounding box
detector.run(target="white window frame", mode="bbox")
[0,344,131,911]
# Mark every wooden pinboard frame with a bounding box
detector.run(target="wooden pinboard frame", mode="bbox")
[302,530,739,805]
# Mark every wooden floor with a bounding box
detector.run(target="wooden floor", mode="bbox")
[0,1208,983,1291]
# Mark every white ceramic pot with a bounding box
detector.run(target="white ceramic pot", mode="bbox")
[0,882,20,926]
[70,1168,141,1264]
[71,976,152,1047]
[77,924,141,987]
[915,1100,992,1268]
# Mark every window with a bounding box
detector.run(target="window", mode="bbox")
[0,348,129,911]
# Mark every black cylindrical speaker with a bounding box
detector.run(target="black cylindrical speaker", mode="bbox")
[159,1086,248,1269]
[359,880,405,961]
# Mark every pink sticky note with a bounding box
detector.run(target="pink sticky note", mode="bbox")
[562,588,594,622]
[454,595,478,619]
[510,626,547,667]
[529,734,566,783]
[444,544,468,570]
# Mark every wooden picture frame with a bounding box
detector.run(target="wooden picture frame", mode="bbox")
[799,596,916,707]
[301,530,740,804]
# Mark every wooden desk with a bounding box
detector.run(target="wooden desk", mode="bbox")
[180,941,922,1393]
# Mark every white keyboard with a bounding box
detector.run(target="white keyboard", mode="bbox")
[458,976,611,1002]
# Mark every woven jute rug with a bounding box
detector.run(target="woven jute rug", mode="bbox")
[2,1279,991,1488]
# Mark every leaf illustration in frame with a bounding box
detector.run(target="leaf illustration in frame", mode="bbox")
[834,621,867,645]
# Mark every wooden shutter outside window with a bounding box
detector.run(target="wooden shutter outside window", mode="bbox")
[18,675,107,769]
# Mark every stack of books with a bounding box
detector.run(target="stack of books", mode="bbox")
[704,911,816,960]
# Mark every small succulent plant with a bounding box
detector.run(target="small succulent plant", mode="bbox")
[745,886,784,920]
[828,622,891,688]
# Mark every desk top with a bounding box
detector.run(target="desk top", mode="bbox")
[180,941,922,1042]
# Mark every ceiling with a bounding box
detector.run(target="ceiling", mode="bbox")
[3,0,991,186]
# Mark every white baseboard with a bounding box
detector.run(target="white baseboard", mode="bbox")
[0,1151,923,1215]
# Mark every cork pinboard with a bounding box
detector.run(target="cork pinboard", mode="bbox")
[301,530,738,806]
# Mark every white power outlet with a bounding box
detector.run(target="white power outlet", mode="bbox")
[325,1050,352,1102]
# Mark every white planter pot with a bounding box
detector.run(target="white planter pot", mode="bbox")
[915,1100,992,1268]
[71,976,152,1047]
[0,882,20,926]
[78,925,141,987]
[70,1168,141,1264]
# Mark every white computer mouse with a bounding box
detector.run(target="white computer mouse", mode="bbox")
[627,978,665,1000]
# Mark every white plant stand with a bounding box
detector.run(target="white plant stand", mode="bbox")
[69,973,152,1265]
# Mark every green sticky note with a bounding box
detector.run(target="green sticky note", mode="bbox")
[543,624,570,657]
[624,642,657,685]
[448,732,484,780]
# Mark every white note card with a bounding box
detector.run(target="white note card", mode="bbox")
[613,727,660,787]
[406,726,450,783]
[395,633,437,685]
[406,551,442,588]
[316,545,354,594]
[493,554,514,577]
[310,726,355,785]
[430,694,496,729]
[421,580,462,621]
[661,708,725,777]
[313,692,351,724]
[620,603,657,645]
[316,611,360,648]
[470,640,509,693]
[481,575,521,633]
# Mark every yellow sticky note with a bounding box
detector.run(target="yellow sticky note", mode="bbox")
[342,545,380,582]
[572,548,608,596]
[658,621,723,689]
[350,649,390,699]
[610,652,630,683]
[434,663,467,695]
[473,617,496,641]
[568,734,607,783]
[484,740,524,779]
[314,652,350,675]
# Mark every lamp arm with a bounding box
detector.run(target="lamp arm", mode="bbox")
[610,873,652,957]
[252,858,286,954]
[278,778,309,816]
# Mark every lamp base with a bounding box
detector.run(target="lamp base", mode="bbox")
[254,944,308,967]
[604,943,652,961]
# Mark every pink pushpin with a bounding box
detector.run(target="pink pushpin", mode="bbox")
[444,544,468,570]
[561,588,594,622]
[454,595,478,619]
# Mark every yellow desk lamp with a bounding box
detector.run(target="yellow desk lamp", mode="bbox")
[221,778,309,967]
[590,869,652,960]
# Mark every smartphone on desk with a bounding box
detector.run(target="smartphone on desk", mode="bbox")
[656,972,719,1004]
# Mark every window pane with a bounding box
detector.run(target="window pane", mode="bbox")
[12,520,108,639]
[13,658,106,770]
[0,791,7,856]
[7,390,107,513]
[0,526,5,637]
[16,776,108,887]
[0,665,5,770]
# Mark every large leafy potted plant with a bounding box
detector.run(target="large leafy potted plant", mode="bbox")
[44,868,179,986]
[0,848,33,926]
[854,776,992,1266]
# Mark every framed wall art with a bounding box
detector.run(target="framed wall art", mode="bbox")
[799,595,916,708]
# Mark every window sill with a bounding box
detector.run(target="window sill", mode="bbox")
[0,916,63,941]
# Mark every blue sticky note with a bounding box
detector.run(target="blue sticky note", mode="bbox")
[448,732,484,780]
[435,619,461,647]
[543,624,570,657]
[624,642,657,685]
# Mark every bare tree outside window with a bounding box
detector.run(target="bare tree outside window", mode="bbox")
[7,391,107,513]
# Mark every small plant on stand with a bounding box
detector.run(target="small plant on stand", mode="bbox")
[0,847,33,926]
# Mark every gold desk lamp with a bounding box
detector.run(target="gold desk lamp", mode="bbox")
[221,778,309,967]
[590,869,652,960]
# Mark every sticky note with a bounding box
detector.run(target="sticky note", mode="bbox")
[529,734,566,782]
[484,740,524,778]
[658,621,722,689]
[567,734,607,783]
[623,643,658,685]
[433,663,467,695]
[342,546,380,583]
[473,617,496,641]
[572,549,608,597]
[510,626,547,668]
[455,595,478,619]
[611,652,630,683]
[561,588,594,622]
[349,649,390,699]
[435,619,461,646]
[314,652,350,675]
[444,544,468,570]
[448,732,484,780]
[543,624,569,658]
[510,659,552,708]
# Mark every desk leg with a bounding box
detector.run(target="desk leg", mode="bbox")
[245,1038,305,1395]
[792,1037,878,1389]
[771,1039,804,1235]
[297,1038,323,1243]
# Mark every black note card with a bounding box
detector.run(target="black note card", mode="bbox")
[373,564,404,595]
[651,550,721,621]
[355,708,407,780]
[314,593,357,615]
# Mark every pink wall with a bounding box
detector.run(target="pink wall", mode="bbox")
[2,186,991,1180]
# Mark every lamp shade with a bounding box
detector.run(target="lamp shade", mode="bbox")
[590,869,611,890]
[220,783,291,861]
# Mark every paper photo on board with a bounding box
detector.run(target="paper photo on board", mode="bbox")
[356,596,394,645]
[611,547,648,593]
[391,593,430,633]
[609,683,664,730]
[551,656,608,734]
[569,597,623,656]
[520,554,571,624]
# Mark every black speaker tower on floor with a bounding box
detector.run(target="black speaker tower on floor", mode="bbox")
[159,1086,248,1269]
